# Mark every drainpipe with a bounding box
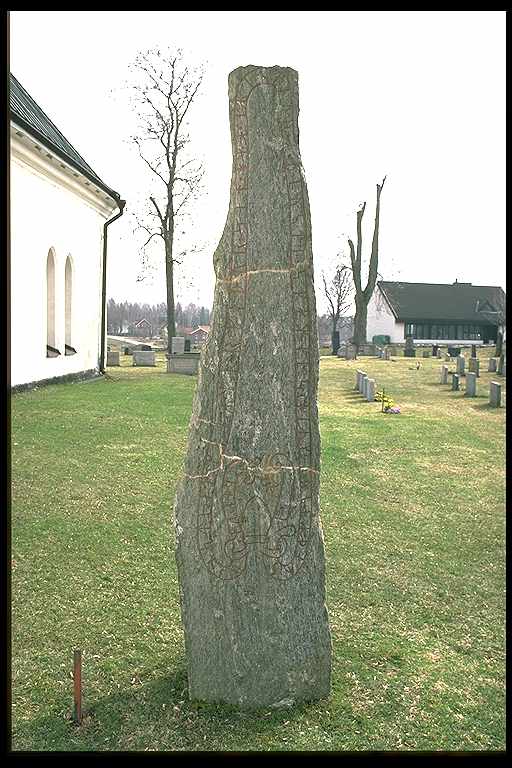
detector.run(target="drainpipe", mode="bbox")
[99,199,126,373]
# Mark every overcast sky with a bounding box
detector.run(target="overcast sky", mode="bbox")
[10,11,506,314]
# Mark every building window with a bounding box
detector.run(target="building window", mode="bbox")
[64,255,76,355]
[46,248,59,357]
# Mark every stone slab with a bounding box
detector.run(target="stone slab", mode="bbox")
[489,380,501,407]
[107,350,120,366]
[465,371,477,397]
[132,350,156,366]
[171,336,185,355]
[166,352,200,375]
[173,65,331,708]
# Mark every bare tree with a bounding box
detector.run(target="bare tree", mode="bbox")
[126,48,204,351]
[321,261,352,355]
[348,176,386,349]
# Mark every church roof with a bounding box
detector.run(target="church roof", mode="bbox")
[378,281,505,324]
[10,73,121,203]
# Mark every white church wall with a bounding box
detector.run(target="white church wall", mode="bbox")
[10,147,114,387]
[366,287,405,343]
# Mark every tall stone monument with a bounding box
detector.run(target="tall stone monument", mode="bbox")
[173,66,331,708]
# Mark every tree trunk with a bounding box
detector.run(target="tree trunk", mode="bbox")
[496,330,503,358]
[165,238,176,353]
[331,330,340,355]
[353,298,368,349]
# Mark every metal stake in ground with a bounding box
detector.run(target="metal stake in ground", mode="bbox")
[73,649,82,725]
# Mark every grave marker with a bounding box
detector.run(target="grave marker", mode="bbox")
[173,65,331,707]
[489,381,502,407]
[106,350,120,367]
[465,372,477,397]
[171,336,185,355]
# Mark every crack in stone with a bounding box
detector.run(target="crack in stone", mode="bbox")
[183,437,319,479]
[218,260,311,285]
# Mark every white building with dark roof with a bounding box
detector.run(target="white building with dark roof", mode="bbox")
[367,280,506,345]
[9,73,125,389]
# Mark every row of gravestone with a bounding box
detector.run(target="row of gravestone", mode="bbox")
[106,337,201,375]
[107,348,155,367]
[339,344,447,360]
[439,364,503,406]
[354,369,376,402]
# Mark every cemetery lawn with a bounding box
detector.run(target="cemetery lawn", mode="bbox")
[11,351,506,751]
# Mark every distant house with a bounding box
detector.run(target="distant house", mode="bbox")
[10,73,124,388]
[367,281,506,345]
[129,318,152,338]
[190,325,210,346]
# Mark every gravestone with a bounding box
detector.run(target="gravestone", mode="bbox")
[173,65,331,708]
[384,348,391,360]
[337,343,356,360]
[452,373,460,391]
[440,365,448,384]
[362,375,369,398]
[468,358,480,377]
[488,357,497,373]
[171,336,185,355]
[107,350,120,367]
[471,344,477,358]
[359,373,368,394]
[422,350,430,358]
[166,352,200,376]
[346,343,357,360]
[366,378,376,402]
[497,353,505,376]
[404,336,416,357]
[489,381,501,407]
[456,356,465,376]
[465,372,477,397]
[132,350,155,366]
[355,369,363,390]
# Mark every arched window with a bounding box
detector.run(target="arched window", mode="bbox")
[46,248,59,357]
[64,255,76,354]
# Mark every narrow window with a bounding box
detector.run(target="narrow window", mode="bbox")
[46,248,59,357]
[65,255,76,355]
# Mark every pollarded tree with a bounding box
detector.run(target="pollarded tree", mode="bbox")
[348,176,386,349]
[126,48,204,352]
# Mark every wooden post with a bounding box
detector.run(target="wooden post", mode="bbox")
[73,649,82,725]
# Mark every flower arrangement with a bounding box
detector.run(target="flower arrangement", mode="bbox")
[375,388,401,414]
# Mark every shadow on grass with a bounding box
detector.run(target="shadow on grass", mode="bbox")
[13,663,330,752]
[469,401,503,411]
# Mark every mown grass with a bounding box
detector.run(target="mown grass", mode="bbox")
[10,348,506,751]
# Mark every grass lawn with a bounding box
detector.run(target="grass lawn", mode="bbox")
[11,349,506,751]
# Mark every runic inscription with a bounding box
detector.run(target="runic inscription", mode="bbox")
[173,65,331,709]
